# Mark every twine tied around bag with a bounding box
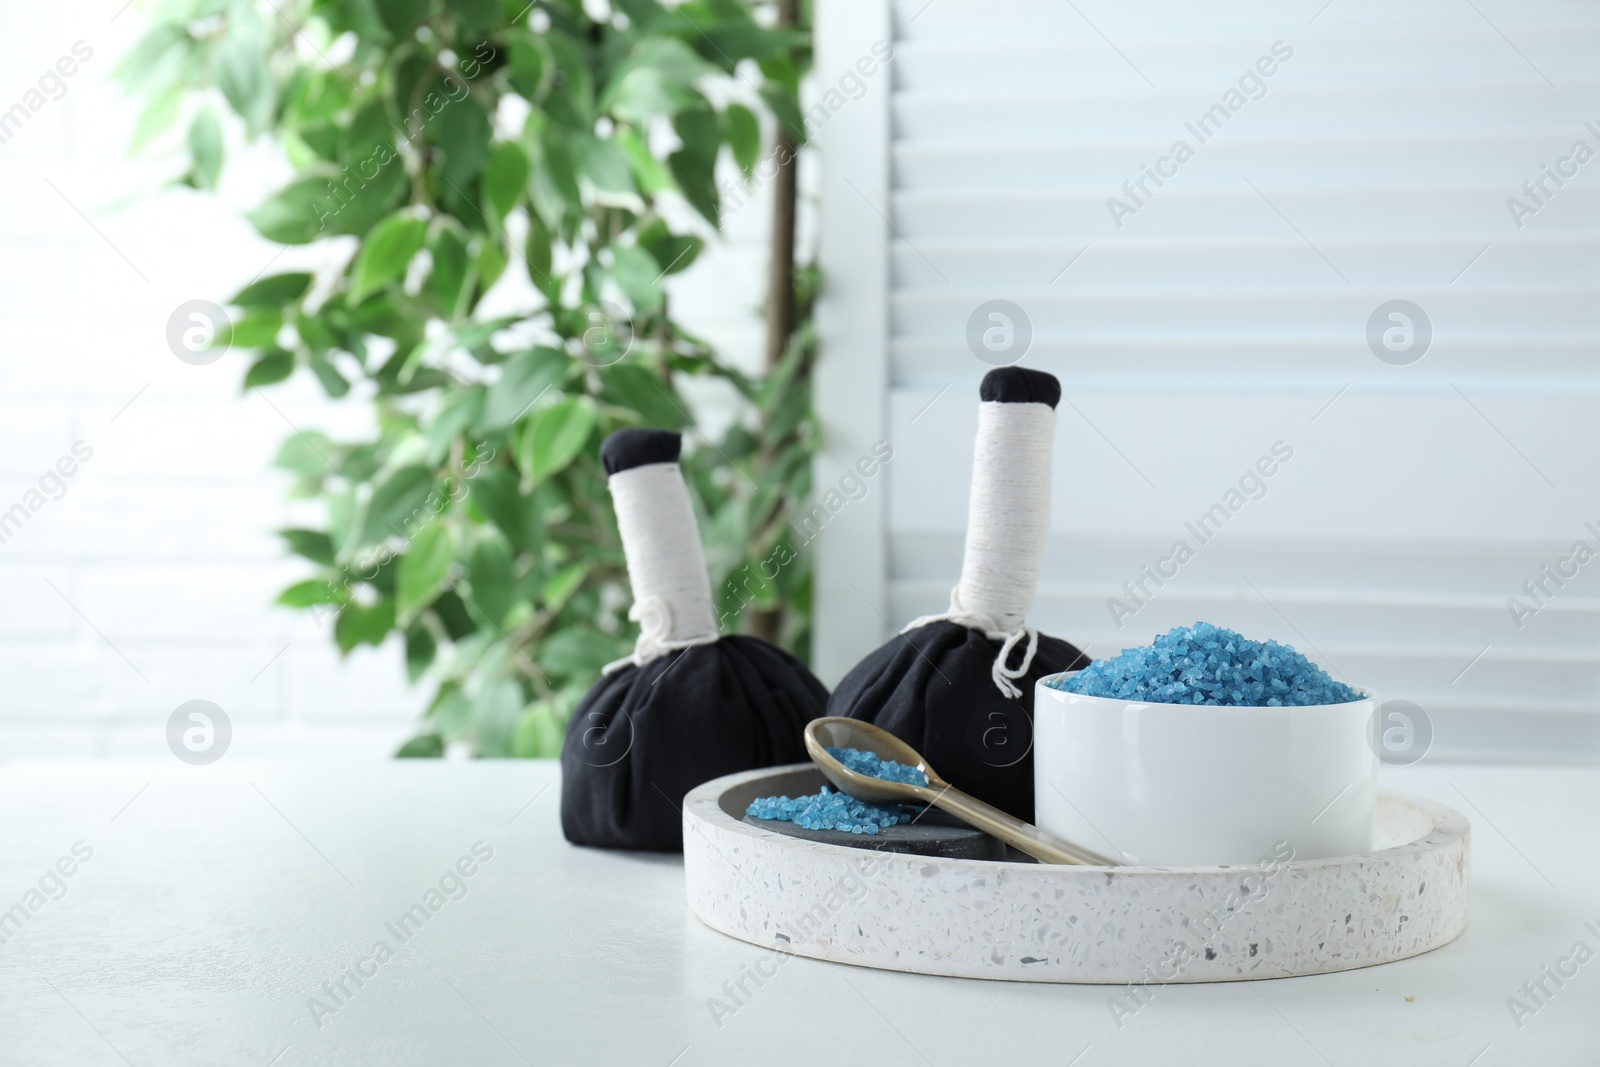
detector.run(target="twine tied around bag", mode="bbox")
[903,586,1039,699]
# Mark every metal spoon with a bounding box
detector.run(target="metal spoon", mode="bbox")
[803,717,1116,866]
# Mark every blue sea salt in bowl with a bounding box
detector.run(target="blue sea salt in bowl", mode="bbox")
[1047,622,1360,707]
[1034,622,1378,866]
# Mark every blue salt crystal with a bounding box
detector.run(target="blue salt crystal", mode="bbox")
[823,746,927,787]
[746,748,928,834]
[746,785,915,835]
[1050,622,1360,707]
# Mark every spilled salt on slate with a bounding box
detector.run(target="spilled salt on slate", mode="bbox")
[746,787,914,835]
[746,746,927,834]
[1051,622,1360,707]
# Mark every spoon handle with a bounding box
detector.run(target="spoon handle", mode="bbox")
[928,785,1116,866]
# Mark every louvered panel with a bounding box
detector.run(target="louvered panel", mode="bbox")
[812,0,1600,758]
[892,289,1596,336]
[895,31,1600,91]
[892,189,1600,239]
[887,344,1600,391]
[892,586,1600,654]
[889,236,1600,287]
[888,389,1595,542]
[894,0,1600,39]
[896,84,1600,140]
[896,135,1597,190]
[892,536,1600,600]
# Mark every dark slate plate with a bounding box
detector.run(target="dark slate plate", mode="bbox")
[736,767,1032,861]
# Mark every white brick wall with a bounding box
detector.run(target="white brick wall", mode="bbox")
[0,2,781,761]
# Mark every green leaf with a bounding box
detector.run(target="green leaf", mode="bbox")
[357,465,436,546]
[404,623,437,683]
[188,108,223,190]
[540,626,621,679]
[297,310,337,351]
[695,17,803,67]
[131,87,183,150]
[600,38,717,123]
[475,234,508,293]
[510,702,566,758]
[544,31,596,126]
[482,141,530,220]
[673,107,721,159]
[213,35,272,134]
[309,355,351,398]
[285,68,353,124]
[117,24,189,92]
[518,396,597,484]
[471,678,524,756]
[480,347,566,433]
[427,226,471,316]
[432,589,479,640]
[602,67,698,125]
[524,212,554,293]
[375,0,429,36]
[505,33,549,99]
[398,522,454,621]
[231,272,312,307]
[668,109,721,226]
[429,685,472,739]
[243,349,295,389]
[759,83,807,144]
[723,103,760,179]
[600,364,687,428]
[637,222,702,276]
[468,468,537,552]
[425,385,486,463]
[279,528,336,566]
[350,211,427,302]
[608,244,663,311]
[335,598,396,652]
[274,430,338,477]
[541,562,589,613]
[250,166,407,245]
[247,175,337,245]
[221,307,282,349]
[529,130,582,221]
[278,579,345,607]
[615,127,675,196]
[465,533,516,628]
[341,98,397,164]
[573,300,633,366]
[453,0,499,36]
[668,150,719,224]
[571,135,636,199]
[428,94,491,188]
[396,733,444,758]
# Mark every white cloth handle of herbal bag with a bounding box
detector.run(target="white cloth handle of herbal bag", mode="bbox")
[904,380,1057,698]
[603,460,720,674]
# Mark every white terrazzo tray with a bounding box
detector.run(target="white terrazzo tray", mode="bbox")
[683,765,1470,984]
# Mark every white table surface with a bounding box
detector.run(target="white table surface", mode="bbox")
[0,759,1594,1067]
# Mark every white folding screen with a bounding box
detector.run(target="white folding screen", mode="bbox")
[813,0,1600,760]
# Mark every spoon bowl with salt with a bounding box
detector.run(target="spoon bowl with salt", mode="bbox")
[804,717,1115,866]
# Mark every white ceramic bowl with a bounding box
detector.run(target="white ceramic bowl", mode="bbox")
[1034,673,1378,866]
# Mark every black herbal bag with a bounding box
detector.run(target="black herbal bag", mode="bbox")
[560,429,827,852]
[826,368,1088,822]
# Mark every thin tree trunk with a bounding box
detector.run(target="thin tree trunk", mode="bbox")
[747,0,802,647]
